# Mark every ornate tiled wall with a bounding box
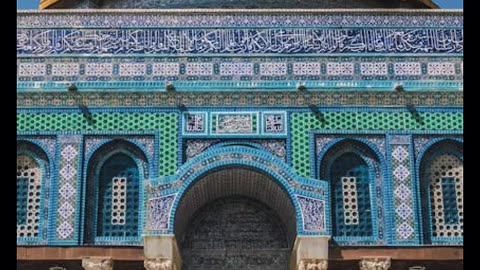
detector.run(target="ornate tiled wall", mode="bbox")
[17,11,463,92]
[388,135,417,244]
[17,10,463,247]
[54,135,82,244]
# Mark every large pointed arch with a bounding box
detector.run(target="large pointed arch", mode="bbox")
[145,145,330,239]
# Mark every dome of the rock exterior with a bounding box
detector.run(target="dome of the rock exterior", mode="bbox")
[41,0,438,9]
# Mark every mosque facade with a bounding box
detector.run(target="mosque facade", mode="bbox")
[17,0,463,269]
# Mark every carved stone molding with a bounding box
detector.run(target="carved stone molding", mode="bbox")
[81,257,113,270]
[298,259,328,270]
[144,258,174,270]
[359,257,391,270]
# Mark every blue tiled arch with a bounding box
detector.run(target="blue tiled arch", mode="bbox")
[149,145,329,236]
[317,138,386,245]
[16,140,52,245]
[414,138,463,245]
[81,139,150,245]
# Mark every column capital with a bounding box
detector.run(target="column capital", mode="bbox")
[298,259,328,270]
[359,257,391,270]
[81,257,113,270]
[144,258,174,270]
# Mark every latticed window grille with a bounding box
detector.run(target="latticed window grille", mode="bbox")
[330,153,373,237]
[424,153,463,239]
[17,155,42,238]
[96,153,140,238]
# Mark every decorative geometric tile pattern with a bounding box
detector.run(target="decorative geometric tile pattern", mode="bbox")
[360,63,388,76]
[16,57,464,85]
[147,194,177,231]
[293,63,321,76]
[392,145,409,162]
[18,114,176,176]
[182,111,287,137]
[84,136,155,172]
[85,63,113,76]
[341,177,359,225]
[395,203,414,220]
[427,62,456,76]
[111,177,127,225]
[17,91,464,108]
[394,63,422,76]
[390,140,416,241]
[119,63,146,76]
[327,63,354,76]
[185,63,213,76]
[427,154,463,238]
[396,222,414,239]
[219,63,254,76]
[394,184,412,201]
[293,112,462,178]
[58,202,75,219]
[18,63,46,76]
[183,113,207,135]
[152,63,180,76]
[56,222,74,240]
[260,63,287,76]
[51,63,80,76]
[393,165,410,181]
[17,12,463,29]
[263,112,286,134]
[184,139,287,162]
[56,136,81,240]
[296,195,326,233]
[17,155,42,238]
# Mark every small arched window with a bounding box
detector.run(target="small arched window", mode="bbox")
[17,155,42,239]
[330,153,373,237]
[420,142,463,243]
[96,153,140,238]
[84,140,148,245]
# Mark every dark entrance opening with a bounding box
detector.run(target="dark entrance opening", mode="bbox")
[180,196,289,270]
[174,167,296,270]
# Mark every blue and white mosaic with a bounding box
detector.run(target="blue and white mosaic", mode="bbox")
[147,194,177,231]
[183,111,287,137]
[56,135,82,240]
[17,12,463,29]
[17,57,464,85]
[297,195,326,233]
[390,136,416,241]
[17,28,463,56]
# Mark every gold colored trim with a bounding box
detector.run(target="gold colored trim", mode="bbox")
[40,0,61,10]
[415,0,440,9]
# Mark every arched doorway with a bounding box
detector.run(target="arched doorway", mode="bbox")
[174,168,296,270]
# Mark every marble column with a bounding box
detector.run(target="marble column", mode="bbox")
[81,257,113,270]
[359,257,391,270]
